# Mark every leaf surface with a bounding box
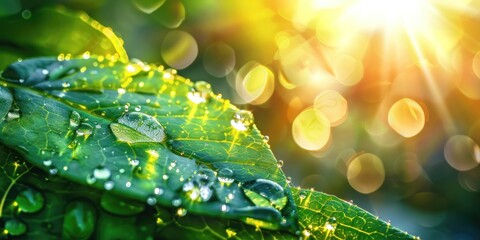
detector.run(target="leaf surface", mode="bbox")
[0,57,297,231]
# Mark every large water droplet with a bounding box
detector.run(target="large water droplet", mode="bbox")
[110,112,165,143]
[62,201,96,239]
[15,188,45,213]
[100,192,145,216]
[242,179,288,210]
[217,168,234,185]
[187,81,212,104]
[69,111,81,128]
[230,110,254,131]
[93,166,111,180]
[76,123,93,137]
[4,219,26,236]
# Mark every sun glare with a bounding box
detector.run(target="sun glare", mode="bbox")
[348,0,430,31]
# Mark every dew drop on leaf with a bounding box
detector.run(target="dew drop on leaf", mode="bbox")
[42,159,52,167]
[187,81,212,104]
[172,198,182,207]
[277,160,284,168]
[69,111,81,128]
[325,217,337,231]
[93,166,111,180]
[6,109,20,121]
[100,192,145,216]
[62,201,96,239]
[217,168,234,185]
[15,188,45,213]
[146,195,157,206]
[76,123,93,137]
[231,110,254,131]
[176,208,187,217]
[4,219,27,236]
[154,187,164,196]
[199,185,213,201]
[49,167,58,175]
[104,180,115,190]
[110,112,165,143]
[242,179,288,211]
[86,174,96,185]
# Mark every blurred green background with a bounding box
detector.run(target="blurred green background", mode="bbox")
[1,0,480,239]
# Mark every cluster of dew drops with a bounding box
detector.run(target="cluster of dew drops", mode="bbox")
[24,53,286,218]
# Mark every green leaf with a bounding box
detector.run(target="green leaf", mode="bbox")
[292,188,417,239]
[0,57,298,232]
[0,57,417,239]
[0,7,128,69]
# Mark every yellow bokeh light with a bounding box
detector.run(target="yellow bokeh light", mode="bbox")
[235,62,275,105]
[314,90,348,126]
[333,54,363,86]
[161,31,198,70]
[347,153,385,194]
[292,108,331,151]
[388,98,426,138]
[444,135,480,171]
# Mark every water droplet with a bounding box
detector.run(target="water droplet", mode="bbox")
[217,168,234,185]
[117,88,126,95]
[172,198,182,207]
[146,195,157,206]
[199,185,213,201]
[125,181,132,188]
[110,112,165,143]
[15,188,45,213]
[187,81,212,104]
[277,160,284,168]
[325,217,337,231]
[62,82,70,88]
[263,135,270,143]
[221,204,230,212]
[242,179,288,210]
[6,109,20,121]
[49,167,58,175]
[154,187,164,196]
[230,110,254,131]
[4,219,26,236]
[86,174,96,185]
[134,105,142,111]
[93,166,111,180]
[43,159,52,167]
[130,159,140,167]
[42,69,49,75]
[76,123,93,137]
[100,192,145,216]
[104,180,115,190]
[176,208,187,217]
[62,201,95,239]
